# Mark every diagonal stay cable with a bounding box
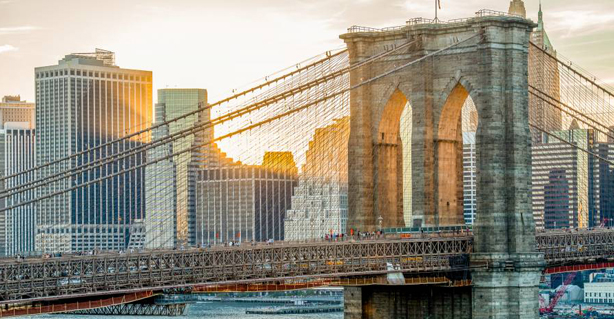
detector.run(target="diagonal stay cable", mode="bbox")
[529,86,614,141]
[5,38,416,183]
[0,49,348,183]
[1,40,418,197]
[530,42,614,99]
[0,34,477,212]
[529,124,614,167]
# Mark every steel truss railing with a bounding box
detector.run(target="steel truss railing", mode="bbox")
[536,229,614,264]
[1,230,614,304]
[0,238,471,303]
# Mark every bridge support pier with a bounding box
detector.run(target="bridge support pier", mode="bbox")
[471,254,543,319]
[344,285,471,319]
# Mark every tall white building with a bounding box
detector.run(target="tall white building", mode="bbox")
[145,89,208,249]
[35,49,152,252]
[0,122,36,256]
[0,96,36,256]
[2,123,36,256]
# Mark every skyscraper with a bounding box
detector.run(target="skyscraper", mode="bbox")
[528,2,563,143]
[532,123,593,229]
[145,89,208,249]
[34,49,152,252]
[0,96,35,255]
[589,129,614,227]
[1,123,36,256]
[508,1,563,143]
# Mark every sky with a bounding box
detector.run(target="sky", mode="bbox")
[1,0,614,103]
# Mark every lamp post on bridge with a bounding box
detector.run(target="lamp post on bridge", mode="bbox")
[377,215,383,234]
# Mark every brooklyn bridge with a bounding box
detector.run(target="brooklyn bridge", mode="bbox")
[2,4,614,319]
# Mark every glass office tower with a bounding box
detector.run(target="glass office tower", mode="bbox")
[35,49,152,253]
[145,89,207,248]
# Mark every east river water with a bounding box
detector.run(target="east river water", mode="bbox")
[24,301,344,319]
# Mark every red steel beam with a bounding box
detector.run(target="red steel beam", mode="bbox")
[0,290,155,318]
[545,262,614,275]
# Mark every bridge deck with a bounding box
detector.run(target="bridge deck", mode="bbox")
[1,229,613,304]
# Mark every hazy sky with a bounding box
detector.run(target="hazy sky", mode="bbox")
[2,0,614,103]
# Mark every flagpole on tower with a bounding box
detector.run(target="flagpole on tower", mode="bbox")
[435,0,441,22]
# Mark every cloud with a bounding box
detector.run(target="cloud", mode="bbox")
[0,44,17,53]
[549,10,614,37]
[0,26,40,35]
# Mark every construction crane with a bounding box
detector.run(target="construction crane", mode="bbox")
[540,272,577,314]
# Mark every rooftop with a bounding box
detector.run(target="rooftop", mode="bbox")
[2,95,24,103]
[60,48,116,67]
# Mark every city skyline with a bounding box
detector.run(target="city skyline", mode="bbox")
[1,3,614,317]
[1,0,614,104]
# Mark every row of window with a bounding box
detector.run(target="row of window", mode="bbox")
[585,298,614,304]
[36,69,150,82]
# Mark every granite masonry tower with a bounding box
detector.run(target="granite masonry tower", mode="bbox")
[341,10,544,319]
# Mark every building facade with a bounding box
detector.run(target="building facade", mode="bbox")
[0,122,36,256]
[2,124,36,256]
[145,89,208,249]
[528,2,563,143]
[587,128,614,228]
[0,96,35,129]
[532,124,593,229]
[194,152,297,245]
[584,271,614,304]
[0,97,35,256]
[34,49,152,252]
[284,117,349,240]
[509,0,563,143]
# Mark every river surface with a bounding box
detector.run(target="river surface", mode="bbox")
[25,301,344,319]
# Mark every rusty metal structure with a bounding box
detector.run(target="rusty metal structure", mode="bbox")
[536,228,614,263]
[1,229,614,307]
[69,302,187,316]
[0,290,155,317]
[0,237,471,304]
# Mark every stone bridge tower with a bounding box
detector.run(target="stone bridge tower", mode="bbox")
[341,14,544,319]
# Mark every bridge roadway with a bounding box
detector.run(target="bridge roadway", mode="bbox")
[1,229,614,304]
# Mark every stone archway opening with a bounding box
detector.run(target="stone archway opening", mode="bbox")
[374,88,408,228]
[461,92,479,226]
[400,101,412,227]
[436,83,478,226]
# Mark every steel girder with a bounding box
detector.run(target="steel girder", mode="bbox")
[536,229,614,264]
[0,238,471,303]
[2,230,614,304]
